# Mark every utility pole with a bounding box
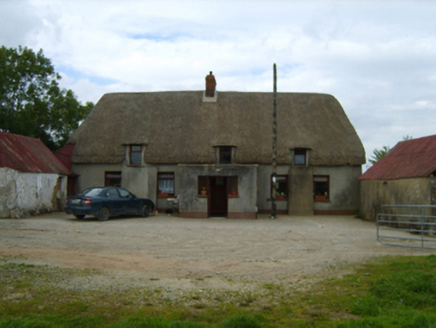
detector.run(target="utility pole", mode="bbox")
[271,63,277,220]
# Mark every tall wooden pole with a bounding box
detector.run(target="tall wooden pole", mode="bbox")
[271,63,277,219]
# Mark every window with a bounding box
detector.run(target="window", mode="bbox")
[313,176,329,201]
[158,172,175,196]
[118,188,132,198]
[105,171,121,187]
[294,148,306,165]
[198,176,208,196]
[271,175,288,199]
[106,188,120,198]
[227,176,238,196]
[130,145,142,165]
[219,146,232,164]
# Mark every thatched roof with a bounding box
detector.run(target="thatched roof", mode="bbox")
[68,91,365,166]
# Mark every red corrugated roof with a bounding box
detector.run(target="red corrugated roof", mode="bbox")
[55,144,75,171]
[360,134,436,180]
[0,131,70,175]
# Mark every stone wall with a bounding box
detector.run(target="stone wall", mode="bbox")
[0,167,67,218]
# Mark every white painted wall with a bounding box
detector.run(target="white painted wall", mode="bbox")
[0,167,67,218]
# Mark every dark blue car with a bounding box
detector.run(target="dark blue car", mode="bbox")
[65,187,155,221]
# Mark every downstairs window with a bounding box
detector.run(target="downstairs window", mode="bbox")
[158,172,175,196]
[313,175,329,201]
[105,172,121,187]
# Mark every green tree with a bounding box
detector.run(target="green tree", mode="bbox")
[369,145,391,165]
[0,46,93,150]
[369,135,413,165]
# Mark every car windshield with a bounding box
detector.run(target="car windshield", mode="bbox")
[79,188,104,197]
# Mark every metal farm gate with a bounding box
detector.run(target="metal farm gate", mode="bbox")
[377,205,436,249]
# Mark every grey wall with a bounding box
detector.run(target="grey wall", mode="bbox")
[313,165,362,212]
[288,166,314,215]
[178,164,258,215]
[257,164,361,215]
[73,162,362,217]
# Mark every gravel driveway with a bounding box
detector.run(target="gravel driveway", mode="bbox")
[0,213,433,291]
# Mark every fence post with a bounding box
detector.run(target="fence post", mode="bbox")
[421,207,425,248]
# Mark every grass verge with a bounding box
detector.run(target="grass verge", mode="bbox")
[1,255,436,327]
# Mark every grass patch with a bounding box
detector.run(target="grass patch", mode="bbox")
[1,255,436,327]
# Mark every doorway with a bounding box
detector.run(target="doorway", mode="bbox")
[209,177,228,217]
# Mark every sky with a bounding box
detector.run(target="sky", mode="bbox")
[1,0,435,169]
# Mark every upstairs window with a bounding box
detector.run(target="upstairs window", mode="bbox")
[158,172,175,197]
[313,175,329,201]
[130,145,142,165]
[294,148,306,166]
[219,146,232,164]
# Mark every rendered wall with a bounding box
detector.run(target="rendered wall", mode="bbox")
[312,166,362,214]
[178,164,258,218]
[257,165,361,216]
[73,163,158,203]
[288,166,314,215]
[0,167,67,218]
[73,164,121,192]
[359,177,433,221]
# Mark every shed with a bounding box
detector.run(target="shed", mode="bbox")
[359,135,436,220]
[0,131,70,218]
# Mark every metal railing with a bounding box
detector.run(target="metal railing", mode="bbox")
[376,205,436,249]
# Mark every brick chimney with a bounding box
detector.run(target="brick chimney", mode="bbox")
[205,71,216,97]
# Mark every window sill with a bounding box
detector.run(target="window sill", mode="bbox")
[314,199,330,203]
[158,194,176,198]
[267,198,288,201]
[197,195,208,198]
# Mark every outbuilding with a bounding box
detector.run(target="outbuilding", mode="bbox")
[359,135,436,220]
[0,132,70,218]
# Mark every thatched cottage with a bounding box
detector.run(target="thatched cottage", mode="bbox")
[359,135,436,220]
[67,73,365,218]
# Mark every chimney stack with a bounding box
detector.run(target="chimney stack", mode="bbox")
[205,71,216,97]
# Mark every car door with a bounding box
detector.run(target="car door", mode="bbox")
[104,188,124,215]
[117,188,139,215]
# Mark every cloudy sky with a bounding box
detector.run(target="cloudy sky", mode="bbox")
[1,0,435,167]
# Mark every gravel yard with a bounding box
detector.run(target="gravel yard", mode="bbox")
[0,212,433,291]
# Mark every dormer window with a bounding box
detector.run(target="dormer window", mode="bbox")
[130,145,142,165]
[292,148,310,166]
[294,149,306,165]
[214,146,236,164]
[219,146,232,164]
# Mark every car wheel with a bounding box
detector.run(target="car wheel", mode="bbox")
[97,207,110,221]
[74,214,85,219]
[141,205,150,218]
